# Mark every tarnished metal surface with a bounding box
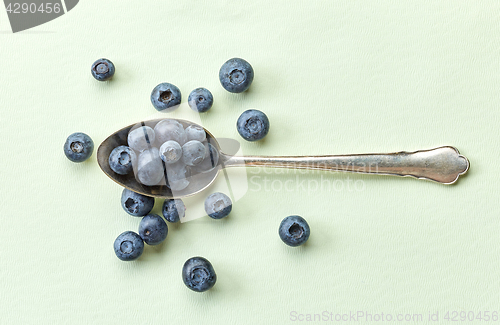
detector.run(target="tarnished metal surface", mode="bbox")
[222,146,469,184]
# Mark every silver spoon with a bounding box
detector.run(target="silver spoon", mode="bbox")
[97,118,470,198]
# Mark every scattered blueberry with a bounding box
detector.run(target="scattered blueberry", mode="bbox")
[185,124,206,142]
[278,215,310,247]
[150,83,181,112]
[138,214,168,245]
[109,146,137,175]
[91,58,115,81]
[181,140,206,166]
[204,192,232,219]
[182,257,217,292]
[236,109,270,141]
[188,88,213,112]
[114,231,144,261]
[121,188,155,217]
[219,58,254,93]
[162,199,186,223]
[159,140,182,164]
[127,126,155,152]
[64,132,94,163]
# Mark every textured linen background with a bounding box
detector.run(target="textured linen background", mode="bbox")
[0,1,498,324]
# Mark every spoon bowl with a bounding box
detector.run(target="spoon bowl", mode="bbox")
[97,118,223,199]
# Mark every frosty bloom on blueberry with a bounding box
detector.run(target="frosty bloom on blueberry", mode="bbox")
[114,231,144,261]
[279,215,310,247]
[165,161,190,191]
[204,192,232,219]
[127,126,155,152]
[109,145,137,175]
[137,147,164,186]
[150,83,181,112]
[91,58,115,81]
[181,140,207,167]
[64,132,94,163]
[237,109,270,141]
[159,140,182,164]
[194,143,219,174]
[219,58,254,93]
[162,199,186,223]
[188,88,213,112]
[138,214,168,246]
[185,124,207,142]
[120,188,154,217]
[182,257,217,292]
[154,119,187,146]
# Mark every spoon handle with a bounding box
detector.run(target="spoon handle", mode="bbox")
[222,146,469,184]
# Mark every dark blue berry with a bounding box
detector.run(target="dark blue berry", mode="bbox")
[114,231,144,261]
[91,58,115,81]
[204,192,232,219]
[109,146,137,175]
[150,83,181,112]
[63,132,94,162]
[236,109,270,141]
[279,215,310,247]
[162,199,185,223]
[138,214,168,245]
[182,257,217,292]
[219,58,254,93]
[188,88,213,112]
[120,189,154,217]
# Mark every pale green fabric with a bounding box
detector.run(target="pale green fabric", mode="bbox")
[0,1,498,324]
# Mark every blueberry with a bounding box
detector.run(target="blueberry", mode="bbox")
[185,124,206,142]
[194,143,219,174]
[138,214,168,245]
[127,126,155,152]
[188,88,213,112]
[162,199,186,223]
[278,215,310,247]
[204,192,232,219]
[109,146,137,175]
[165,161,190,191]
[91,58,115,81]
[181,140,206,166]
[168,179,190,192]
[236,109,270,141]
[63,132,94,162]
[150,83,181,112]
[113,231,144,261]
[121,188,154,217]
[182,257,217,292]
[154,119,187,146]
[159,140,182,164]
[219,58,254,93]
[137,148,164,186]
